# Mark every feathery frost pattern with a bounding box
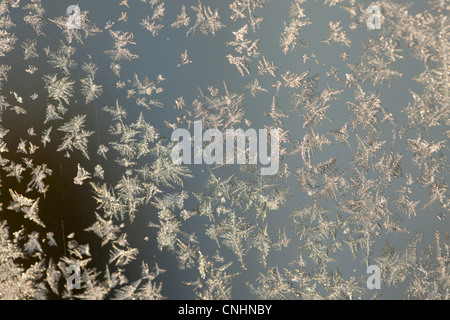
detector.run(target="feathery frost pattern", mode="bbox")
[0,0,448,300]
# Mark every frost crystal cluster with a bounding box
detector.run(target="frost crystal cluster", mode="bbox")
[0,0,448,300]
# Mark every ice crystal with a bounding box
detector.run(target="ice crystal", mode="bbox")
[0,0,447,301]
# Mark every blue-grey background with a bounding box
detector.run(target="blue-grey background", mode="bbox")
[0,0,447,299]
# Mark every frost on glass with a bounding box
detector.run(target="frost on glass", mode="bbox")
[0,0,448,300]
